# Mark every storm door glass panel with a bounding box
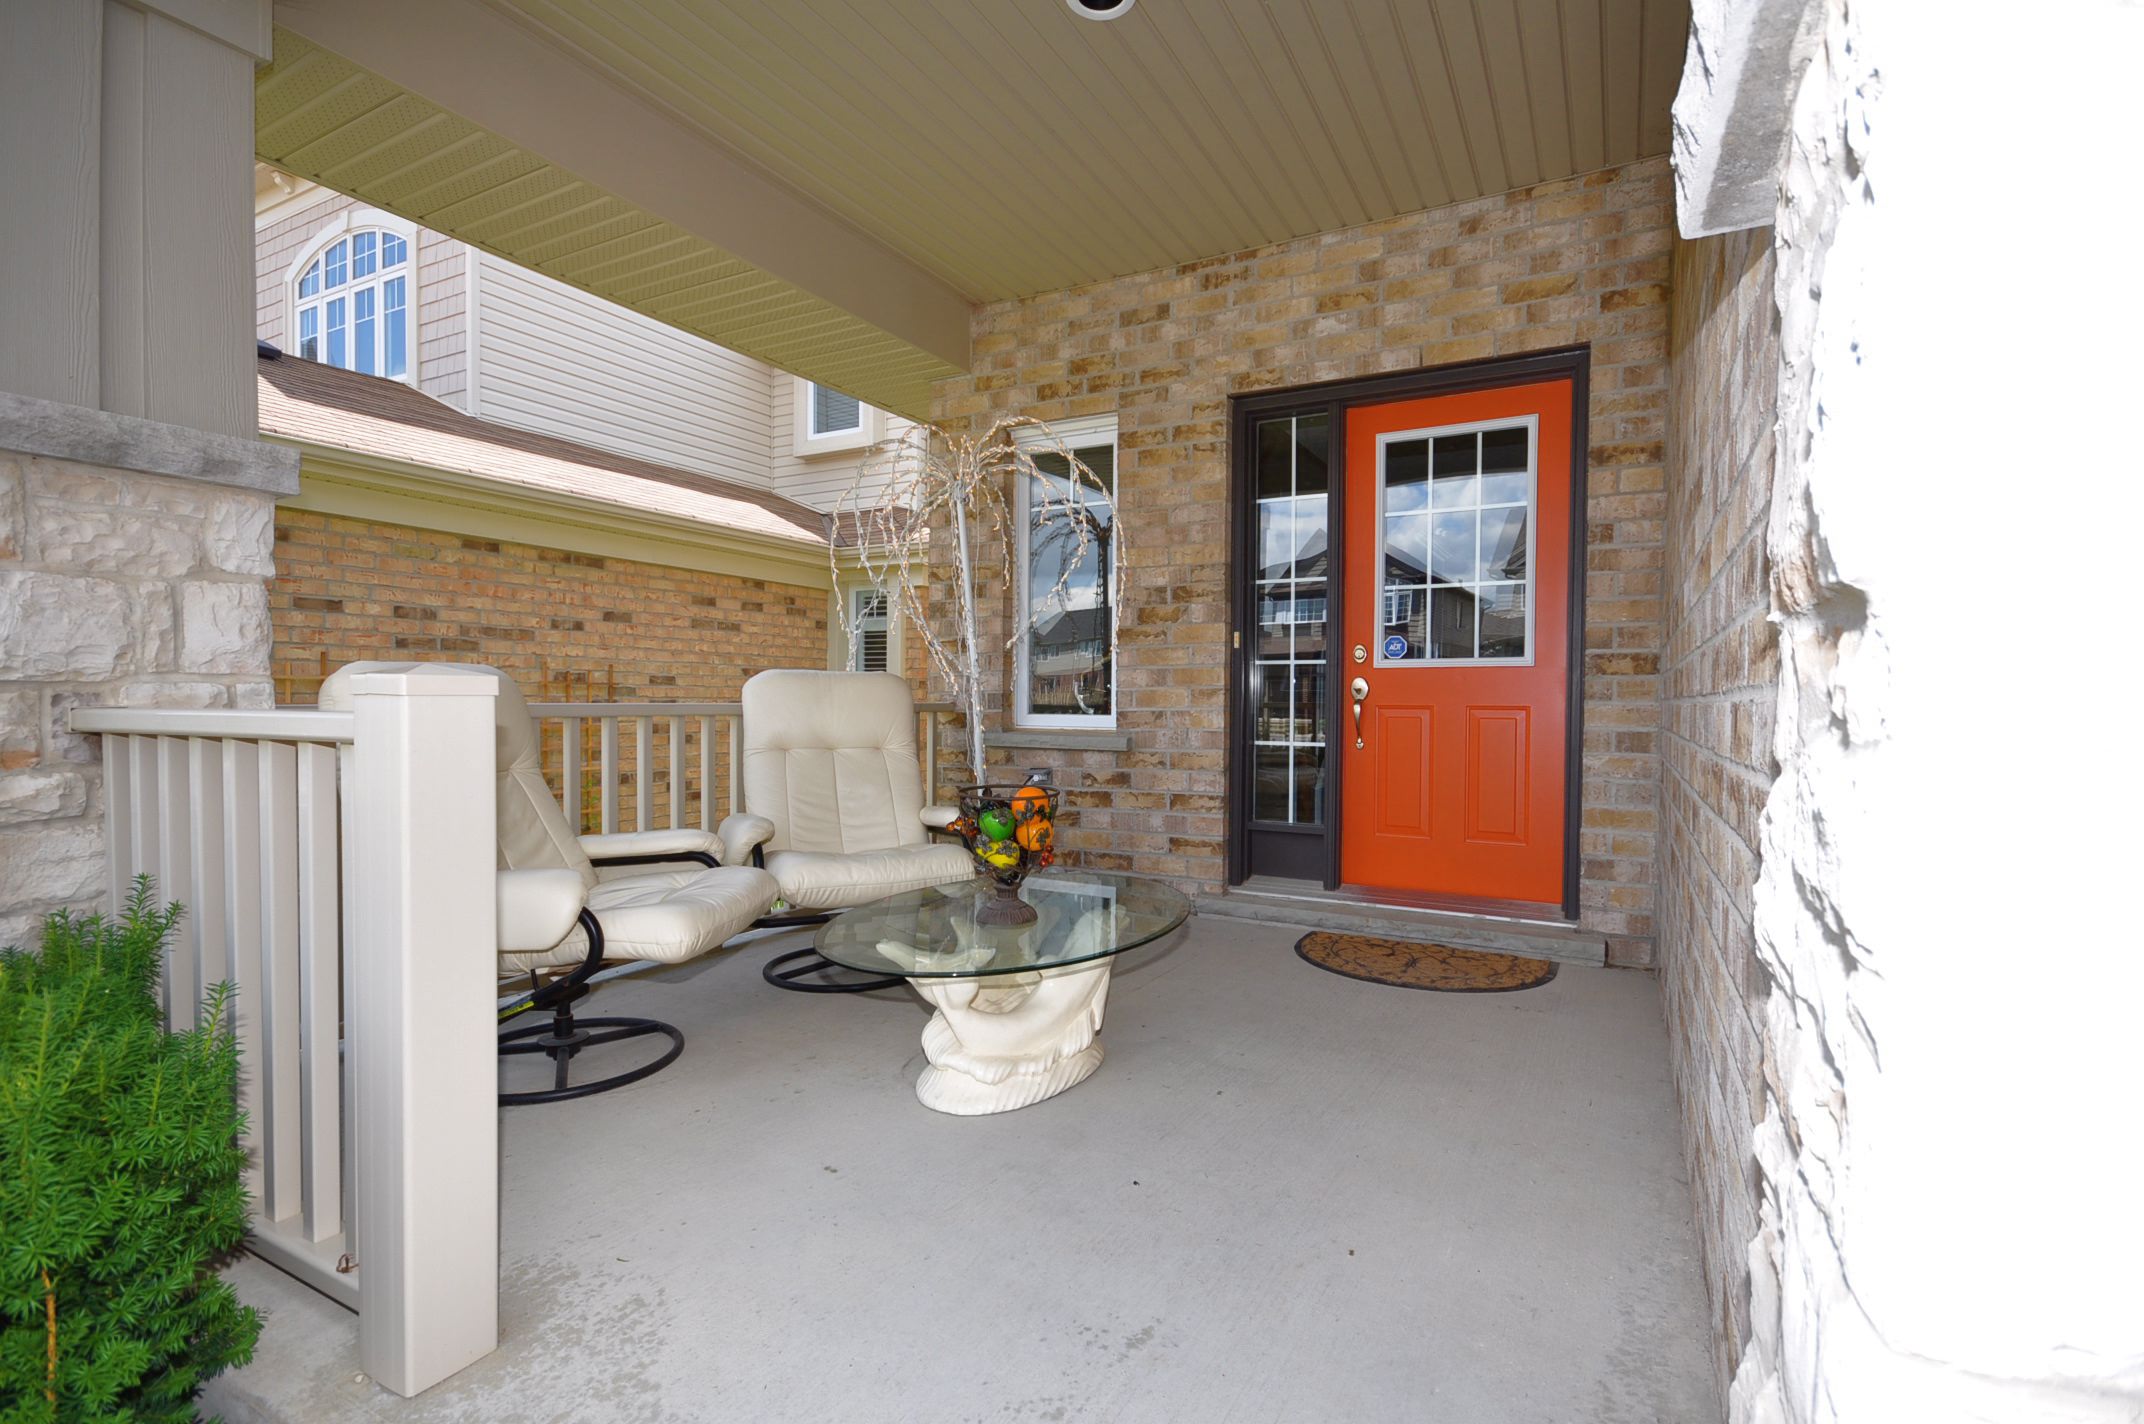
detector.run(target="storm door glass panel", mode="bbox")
[1250,412,1331,825]
[1377,420,1536,665]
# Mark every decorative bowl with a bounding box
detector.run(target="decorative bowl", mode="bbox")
[950,782,1060,925]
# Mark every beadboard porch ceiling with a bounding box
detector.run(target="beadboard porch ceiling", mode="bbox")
[259,0,1687,417]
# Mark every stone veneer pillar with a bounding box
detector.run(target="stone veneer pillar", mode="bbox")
[0,443,291,945]
[1,1,296,944]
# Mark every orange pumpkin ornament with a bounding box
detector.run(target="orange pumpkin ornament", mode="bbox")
[1015,817,1054,853]
[1011,785,1051,819]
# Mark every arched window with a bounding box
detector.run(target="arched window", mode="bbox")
[292,226,411,378]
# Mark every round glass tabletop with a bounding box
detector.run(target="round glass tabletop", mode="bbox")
[813,871,1192,980]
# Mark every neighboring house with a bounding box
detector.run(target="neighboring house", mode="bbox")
[252,166,911,685]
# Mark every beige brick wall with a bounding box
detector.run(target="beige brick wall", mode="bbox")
[930,157,1673,964]
[1661,225,1780,1391]
[268,507,836,823]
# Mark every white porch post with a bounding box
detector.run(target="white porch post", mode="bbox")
[344,668,500,1396]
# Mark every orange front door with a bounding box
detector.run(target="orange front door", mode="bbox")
[1339,381,1572,905]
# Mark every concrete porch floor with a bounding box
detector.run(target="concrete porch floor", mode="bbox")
[204,914,1717,1423]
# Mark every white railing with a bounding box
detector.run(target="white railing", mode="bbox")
[72,670,500,1399]
[527,699,956,832]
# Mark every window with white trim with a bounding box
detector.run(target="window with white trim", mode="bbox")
[1015,421,1117,728]
[808,382,864,438]
[292,226,412,379]
[849,587,891,673]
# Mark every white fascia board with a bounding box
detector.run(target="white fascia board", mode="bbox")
[274,437,837,590]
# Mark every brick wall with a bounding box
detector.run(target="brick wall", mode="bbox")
[930,156,1673,964]
[269,507,834,822]
[1660,225,1780,1391]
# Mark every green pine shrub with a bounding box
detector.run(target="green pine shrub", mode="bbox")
[0,879,261,1422]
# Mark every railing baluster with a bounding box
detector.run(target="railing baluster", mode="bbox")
[187,739,230,1016]
[337,744,361,1264]
[668,717,684,829]
[561,715,582,831]
[156,737,196,1029]
[296,743,342,1243]
[257,742,302,1226]
[104,734,135,909]
[727,714,743,817]
[699,717,715,831]
[222,739,265,1209]
[924,712,938,806]
[599,718,619,834]
[634,717,652,832]
[127,736,160,912]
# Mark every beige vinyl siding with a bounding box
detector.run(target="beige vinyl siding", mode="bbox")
[415,232,466,408]
[768,373,911,511]
[471,252,774,489]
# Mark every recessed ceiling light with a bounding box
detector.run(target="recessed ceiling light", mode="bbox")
[1066,0,1136,20]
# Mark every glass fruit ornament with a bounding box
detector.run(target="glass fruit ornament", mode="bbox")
[953,781,1062,925]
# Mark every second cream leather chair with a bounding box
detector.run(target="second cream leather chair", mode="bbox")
[726,669,975,990]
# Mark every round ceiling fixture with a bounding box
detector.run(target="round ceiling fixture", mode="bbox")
[1066,0,1136,20]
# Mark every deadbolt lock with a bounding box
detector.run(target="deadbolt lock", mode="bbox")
[1352,643,1367,664]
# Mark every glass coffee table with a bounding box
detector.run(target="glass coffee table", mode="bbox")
[815,871,1192,1115]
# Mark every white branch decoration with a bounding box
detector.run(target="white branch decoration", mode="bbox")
[831,417,1116,784]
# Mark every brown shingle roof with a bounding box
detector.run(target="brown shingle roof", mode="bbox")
[257,349,828,547]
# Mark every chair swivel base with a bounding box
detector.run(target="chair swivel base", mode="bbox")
[498,1011,683,1105]
[762,946,904,994]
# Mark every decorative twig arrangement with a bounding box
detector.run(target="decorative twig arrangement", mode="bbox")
[831,417,1115,783]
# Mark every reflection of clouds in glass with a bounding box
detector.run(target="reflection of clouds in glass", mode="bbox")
[1259,495,1328,579]
[1383,514,1426,582]
[1431,510,1477,583]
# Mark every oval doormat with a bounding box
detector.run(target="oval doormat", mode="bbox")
[1294,931,1559,993]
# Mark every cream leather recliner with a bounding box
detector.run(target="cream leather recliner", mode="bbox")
[320,662,781,1104]
[727,670,976,990]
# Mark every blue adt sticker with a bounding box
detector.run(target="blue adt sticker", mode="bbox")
[1382,634,1409,660]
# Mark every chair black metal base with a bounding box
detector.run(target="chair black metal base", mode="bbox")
[762,945,904,994]
[498,1010,684,1105]
[498,905,687,1104]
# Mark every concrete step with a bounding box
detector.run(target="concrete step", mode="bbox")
[1194,884,1607,967]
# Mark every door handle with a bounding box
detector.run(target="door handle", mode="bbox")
[1350,677,1369,749]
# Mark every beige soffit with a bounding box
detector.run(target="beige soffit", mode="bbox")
[477,0,1689,299]
[254,23,969,420]
[260,0,1685,413]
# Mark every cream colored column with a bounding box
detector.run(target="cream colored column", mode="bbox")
[344,668,500,1396]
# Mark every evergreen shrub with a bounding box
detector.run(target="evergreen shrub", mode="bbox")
[0,880,260,1421]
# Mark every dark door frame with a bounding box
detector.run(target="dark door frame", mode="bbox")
[1226,345,1591,920]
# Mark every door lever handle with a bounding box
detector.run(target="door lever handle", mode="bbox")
[1350,677,1369,749]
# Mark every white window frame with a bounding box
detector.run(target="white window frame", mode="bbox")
[1013,414,1119,730]
[283,208,421,384]
[847,585,894,673]
[795,376,875,455]
[1372,414,1539,669]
